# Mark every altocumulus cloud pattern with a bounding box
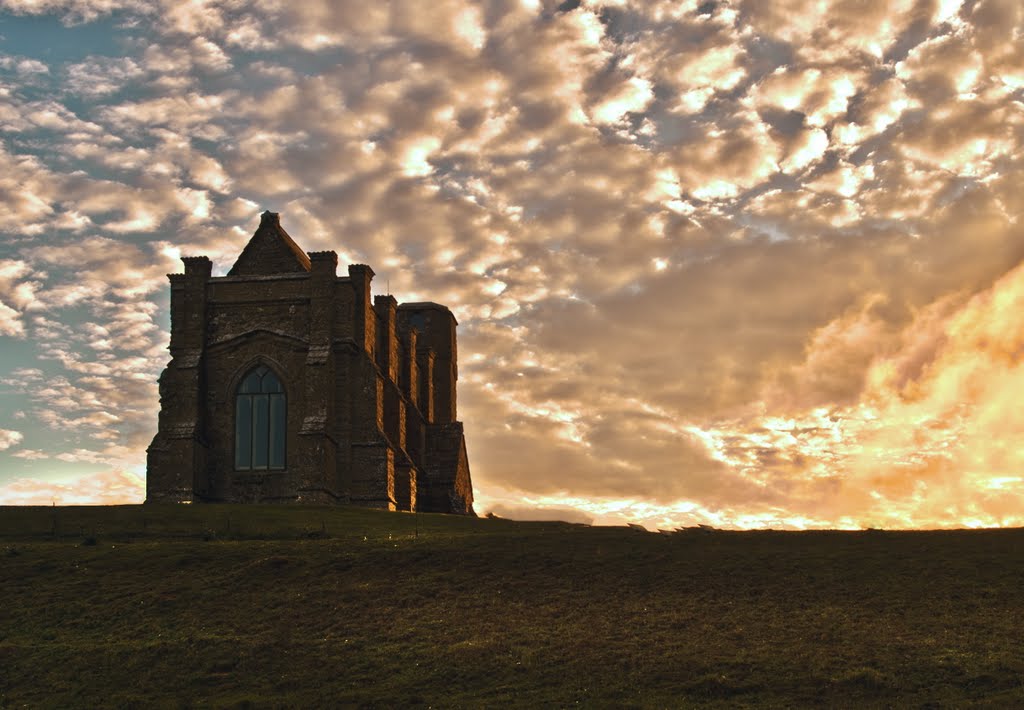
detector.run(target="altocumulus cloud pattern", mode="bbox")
[0,0,1022,529]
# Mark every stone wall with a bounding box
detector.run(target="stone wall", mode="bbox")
[146,212,474,515]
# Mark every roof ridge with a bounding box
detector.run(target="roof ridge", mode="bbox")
[227,211,312,276]
[261,211,311,271]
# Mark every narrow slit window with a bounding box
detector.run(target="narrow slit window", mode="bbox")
[235,365,286,470]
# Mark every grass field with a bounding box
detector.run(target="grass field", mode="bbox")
[2,505,1023,708]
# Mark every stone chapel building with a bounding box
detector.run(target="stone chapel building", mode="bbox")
[146,211,475,514]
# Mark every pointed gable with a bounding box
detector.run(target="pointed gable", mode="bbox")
[227,211,312,276]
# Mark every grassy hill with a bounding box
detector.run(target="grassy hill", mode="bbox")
[2,505,1023,708]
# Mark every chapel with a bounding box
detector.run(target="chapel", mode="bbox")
[145,211,475,514]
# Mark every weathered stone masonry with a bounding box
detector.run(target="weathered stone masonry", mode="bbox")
[146,211,474,514]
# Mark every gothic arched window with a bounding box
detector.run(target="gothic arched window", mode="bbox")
[235,365,286,470]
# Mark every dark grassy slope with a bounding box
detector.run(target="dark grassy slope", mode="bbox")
[2,506,1024,708]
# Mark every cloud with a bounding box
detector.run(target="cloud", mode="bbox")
[895,100,1016,177]
[11,449,50,460]
[0,429,24,450]
[671,114,780,199]
[0,259,41,337]
[0,57,50,75]
[142,37,232,76]
[750,66,862,131]
[0,469,144,505]
[971,0,1024,89]
[779,127,830,174]
[0,0,1021,531]
[0,146,62,230]
[683,258,1024,529]
[0,0,149,24]
[741,0,922,60]
[847,263,1024,518]
[483,502,594,525]
[64,57,144,98]
[896,34,983,103]
[591,76,654,124]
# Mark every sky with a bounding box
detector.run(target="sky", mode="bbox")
[0,0,1022,529]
